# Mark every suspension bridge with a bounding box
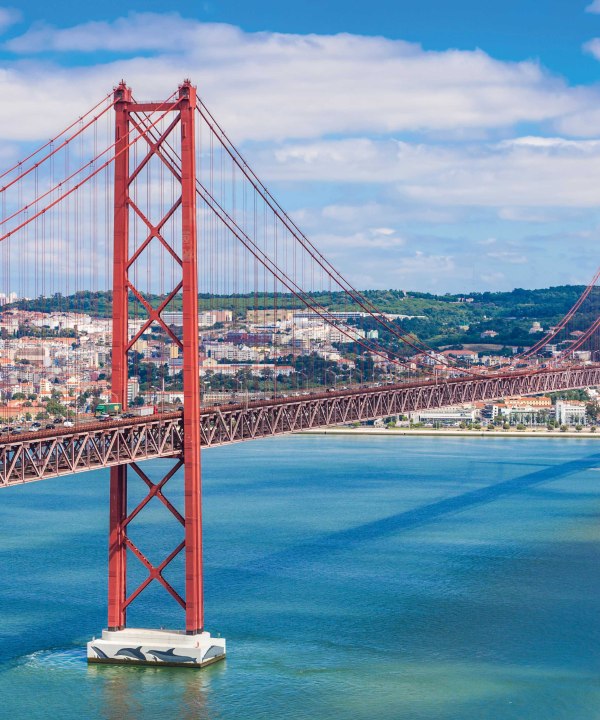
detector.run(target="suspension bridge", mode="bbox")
[1,81,599,667]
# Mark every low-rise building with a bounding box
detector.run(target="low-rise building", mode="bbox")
[555,400,587,426]
[409,405,477,426]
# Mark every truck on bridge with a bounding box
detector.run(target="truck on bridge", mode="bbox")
[95,403,156,418]
[94,403,122,417]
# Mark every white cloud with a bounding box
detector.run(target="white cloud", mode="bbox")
[586,0,600,12]
[373,227,395,236]
[498,136,600,149]
[294,202,460,230]
[0,13,597,144]
[1,12,599,292]
[315,245,466,292]
[583,37,600,60]
[497,207,577,222]
[486,251,528,265]
[398,139,600,207]
[255,135,600,208]
[0,7,20,35]
[5,13,201,53]
[312,227,406,252]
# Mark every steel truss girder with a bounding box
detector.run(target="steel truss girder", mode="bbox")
[0,417,182,487]
[2,365,599,489]
[199,365,600,447]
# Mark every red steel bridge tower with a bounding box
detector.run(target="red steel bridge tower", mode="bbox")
[3,77,600,669]
[87,81,225,667]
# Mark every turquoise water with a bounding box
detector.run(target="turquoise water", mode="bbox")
[2,435,600,719]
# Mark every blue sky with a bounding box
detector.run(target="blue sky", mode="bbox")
[1,1,600,292]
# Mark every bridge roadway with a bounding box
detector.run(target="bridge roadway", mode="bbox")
[1,364,599,488]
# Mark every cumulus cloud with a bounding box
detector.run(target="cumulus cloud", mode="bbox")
[311,227,406,252]
[400,139,600,207]
[1,11,599,291]
[256,136,600,208]
[586,0,600,12]
[293,202,461,230]
[0,13,597,144]
[583,37,600,61]
[5,12,226,55]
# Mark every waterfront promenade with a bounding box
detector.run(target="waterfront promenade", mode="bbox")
[304,427,600,439]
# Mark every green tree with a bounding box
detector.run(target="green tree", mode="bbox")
[89,395,102,413]
[46,399,67,417]
[586,402,600,423]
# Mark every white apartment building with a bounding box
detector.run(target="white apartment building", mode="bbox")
[204,342,263,362]
[409,406,477,425]
[555,400,587,426]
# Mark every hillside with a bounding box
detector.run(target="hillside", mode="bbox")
[6,285,594,352]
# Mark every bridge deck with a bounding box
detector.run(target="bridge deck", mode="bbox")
[1,365,599,488]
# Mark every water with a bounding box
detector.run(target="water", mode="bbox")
[2,435,600,719]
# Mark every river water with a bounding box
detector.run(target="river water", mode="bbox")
[1,435,600,719]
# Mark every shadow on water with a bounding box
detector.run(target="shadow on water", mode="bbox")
[245,452,600,573]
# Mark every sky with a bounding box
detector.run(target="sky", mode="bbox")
[1,1,600,293]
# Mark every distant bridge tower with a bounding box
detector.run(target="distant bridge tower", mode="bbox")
[87,82,225,667]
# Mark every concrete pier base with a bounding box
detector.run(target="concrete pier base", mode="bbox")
[87,628,226,668]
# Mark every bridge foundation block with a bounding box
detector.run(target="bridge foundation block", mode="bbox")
[87,628,226,668]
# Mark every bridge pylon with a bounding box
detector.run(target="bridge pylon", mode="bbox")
[87,81,225,668]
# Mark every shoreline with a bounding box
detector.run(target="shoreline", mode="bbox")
[300,427,600,439]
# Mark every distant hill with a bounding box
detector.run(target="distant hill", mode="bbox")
[5,285,594,353]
